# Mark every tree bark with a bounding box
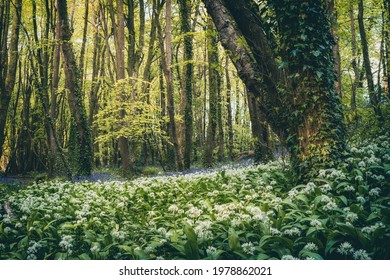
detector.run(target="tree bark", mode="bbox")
[57,0,92,176]
[178,0,194,169]
[0,0,20,161]
[112,0,131,173]
[203,0,346,178]
[358,0,382,119]
[204,17,219,167]
[350,3,359,113]
[225,56,234,160]
[157,0,183,171]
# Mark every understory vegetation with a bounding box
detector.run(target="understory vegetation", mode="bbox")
[1,134,389,260]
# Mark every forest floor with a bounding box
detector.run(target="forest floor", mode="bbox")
[0,135,389,260]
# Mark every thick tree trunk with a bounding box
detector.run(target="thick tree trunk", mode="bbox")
[273,0,346,176]
[57,0,92,176]
[203,0,346,177]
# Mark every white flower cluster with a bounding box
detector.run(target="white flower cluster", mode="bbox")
[206,246,217,256]
[111,230,126,241]
[303,242,318,252]
[361,222,385,235]
[187,206,202,219]
[194,220,213,239]
[283,227,301,237]
[242,242,255,255]
[59,235,74,254]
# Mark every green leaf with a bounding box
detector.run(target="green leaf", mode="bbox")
[228,228,241,251]
[183,223,200,259]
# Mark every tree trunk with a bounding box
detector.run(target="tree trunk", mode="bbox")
[178,0,194,170]
[358,0,382,119]
[326,0,342,97]
[0,0,20,161]
[204,17,219,167]
[112,0,131,173]
[225,56,234,161]
[157,0,184,171]
[384,0,390,98]
[350,3,359,113]
[57,0,92,176]
[203,0,346,178]
[78,0,89,87]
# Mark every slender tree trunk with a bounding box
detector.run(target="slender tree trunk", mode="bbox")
[178,0,194,169]
[225,56,234,161]
[350,3,359,113]
[384,0,390,98]
[358,0,382,119]
[157,0,183,171]
[78,0,89,87]
[204,17,219,167]
[112,0,131,173]
[89,2,103,167]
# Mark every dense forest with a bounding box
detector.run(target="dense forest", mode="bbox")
[0,0,389,260]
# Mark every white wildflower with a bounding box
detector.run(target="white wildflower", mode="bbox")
[168,204,179,213]
[336,242,353,255]
[284,227,301,236]
[242,242,255,255]
[206,246,217,256]
[310,219,322,228]
[303,243,318,252]
[281,255,299,260]
[345,212,358,223]
[353,249,371,260]
[369,188,381,197]
[357,196,366,204]
[59,235,73,254]
[187,206,202,218]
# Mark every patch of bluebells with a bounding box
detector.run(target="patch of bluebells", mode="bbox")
[73,172,123,183]
[0,176,21,185]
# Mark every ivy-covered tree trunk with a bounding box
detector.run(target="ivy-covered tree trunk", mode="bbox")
[203,0,346,178]
[57,0,92,176]
[273,0,346,176]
